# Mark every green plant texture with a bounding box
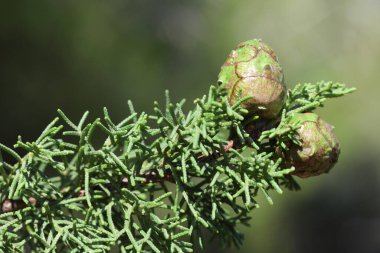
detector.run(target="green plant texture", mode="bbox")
[0,41,355,253]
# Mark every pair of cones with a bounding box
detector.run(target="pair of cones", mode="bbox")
[218,39,340,178]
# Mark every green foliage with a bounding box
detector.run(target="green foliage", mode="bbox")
[285,81,356,113]
[0,82,353,252]
[259,81,355,151]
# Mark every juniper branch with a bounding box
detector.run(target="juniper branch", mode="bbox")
[0,80,353,253]
[0,36,357,252]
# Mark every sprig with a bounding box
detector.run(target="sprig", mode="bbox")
[0,81,353,253]
[285,81,356,113]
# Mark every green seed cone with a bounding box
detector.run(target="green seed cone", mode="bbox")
[218,39,287,119]
[283,113,340,178]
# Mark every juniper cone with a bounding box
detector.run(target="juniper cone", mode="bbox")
[217,39,287,118]
[283,113,340,178]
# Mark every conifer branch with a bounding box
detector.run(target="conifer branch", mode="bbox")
[0,38,355,252]
[0,81,353,252]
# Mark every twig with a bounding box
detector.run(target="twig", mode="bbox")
[1,140,236,213]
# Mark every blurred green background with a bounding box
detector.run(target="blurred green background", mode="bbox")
[1,0,379,252]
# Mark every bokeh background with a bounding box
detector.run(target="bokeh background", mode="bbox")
[1,0,379,252]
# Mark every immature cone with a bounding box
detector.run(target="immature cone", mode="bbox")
[218,39,286,118]
[283,113,340,178]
